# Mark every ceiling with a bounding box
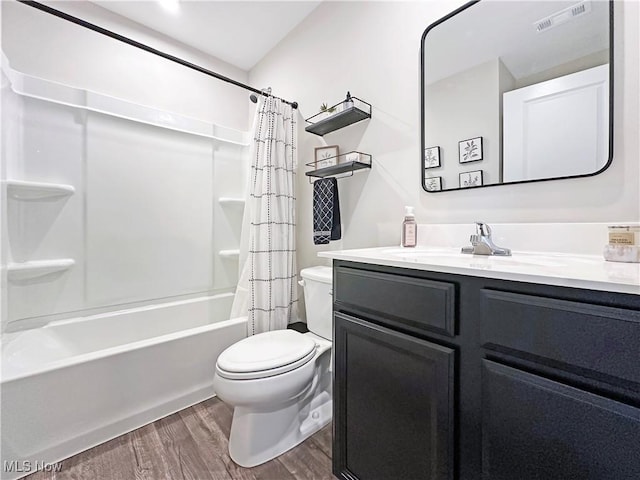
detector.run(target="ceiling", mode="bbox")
[90,1,321,71]
[424,0,610,84]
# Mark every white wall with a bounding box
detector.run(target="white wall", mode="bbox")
[0,0,7,329]
[516,49,609,89]
[1,1,250,131]
[249,1,640,276]
[425,59,507,188]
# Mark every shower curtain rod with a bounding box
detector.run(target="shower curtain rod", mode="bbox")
[17,1,299,109]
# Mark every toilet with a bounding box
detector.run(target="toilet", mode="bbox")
[213,266,333,467]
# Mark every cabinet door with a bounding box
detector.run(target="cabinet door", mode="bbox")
[333,312,455,480]
[482,360,640,480]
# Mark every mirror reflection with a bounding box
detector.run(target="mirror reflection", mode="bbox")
[421,0,612,192]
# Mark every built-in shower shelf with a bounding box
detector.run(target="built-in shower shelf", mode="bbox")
[3,60,250,145]
[7,180,75,200]
[218,249,240,258]
[218,197,245,207]
[7,259,75,281]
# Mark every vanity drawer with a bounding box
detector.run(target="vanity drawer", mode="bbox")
[480,289,640,385]
[334,266,456,336]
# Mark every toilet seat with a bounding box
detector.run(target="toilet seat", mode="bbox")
[216,330,317,380]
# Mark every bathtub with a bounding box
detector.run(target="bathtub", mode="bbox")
[0,294,247,480]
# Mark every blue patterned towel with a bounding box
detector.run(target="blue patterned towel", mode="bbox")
[313,178,341,245]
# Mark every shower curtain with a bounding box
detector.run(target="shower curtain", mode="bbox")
[231,96,298,335]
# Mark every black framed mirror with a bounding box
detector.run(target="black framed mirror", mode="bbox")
[421,0,613,192]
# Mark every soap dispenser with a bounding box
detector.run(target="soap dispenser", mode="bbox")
[343,91,353,110]
[402,206,417,248]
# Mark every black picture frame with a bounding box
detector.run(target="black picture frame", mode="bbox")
[424,176,443,191]
[458,136,483,163]
[424,146,441,168]
[459,170,483,188]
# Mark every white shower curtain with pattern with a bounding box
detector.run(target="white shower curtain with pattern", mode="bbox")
[231,96,298,335]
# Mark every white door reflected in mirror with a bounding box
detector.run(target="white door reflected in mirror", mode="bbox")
[503,64,609,182]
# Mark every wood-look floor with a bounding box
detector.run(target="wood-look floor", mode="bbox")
[25,397,334,480]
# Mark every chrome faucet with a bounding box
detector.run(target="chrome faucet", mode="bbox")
[461,222,511,256]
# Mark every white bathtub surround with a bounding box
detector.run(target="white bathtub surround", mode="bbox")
[1,42,250,479]
[6,179,76,200]
[232,96,298,335]
[2,2,250,132]
[0,295,246,480]
[1,56,250,145]
[1,59,249,332]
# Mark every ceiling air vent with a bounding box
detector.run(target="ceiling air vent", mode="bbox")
[534,1,592,33]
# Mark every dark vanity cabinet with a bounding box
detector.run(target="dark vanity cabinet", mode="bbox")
[334,313,454,480]
[480,289,640,480]
[331,260,640,480]
[332,264,458,480]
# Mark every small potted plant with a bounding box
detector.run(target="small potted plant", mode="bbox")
[318,102,337,121]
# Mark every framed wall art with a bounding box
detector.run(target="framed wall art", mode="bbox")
[459,136,483,163]
[314,145,339,169]
[424,176,443,191]
[459,170,483,188]
[424,146,441,168]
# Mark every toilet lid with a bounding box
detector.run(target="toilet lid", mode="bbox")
[216,330,316,379]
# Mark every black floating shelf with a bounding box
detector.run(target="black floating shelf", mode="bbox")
[305,161,371,178]
[305,152,372,181]
[305,96,372,136]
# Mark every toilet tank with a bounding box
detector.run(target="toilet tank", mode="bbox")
[300,266,333,340]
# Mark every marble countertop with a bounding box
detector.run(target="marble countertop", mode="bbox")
[319,246,640,295]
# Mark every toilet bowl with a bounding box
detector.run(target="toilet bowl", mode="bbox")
[213,266,333,467]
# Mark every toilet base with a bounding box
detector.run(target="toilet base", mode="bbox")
[228,392,332,468]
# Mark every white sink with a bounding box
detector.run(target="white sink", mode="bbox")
[380,247,568,268]
[473,255,566,268]
[380,248,463,262]
[381,247,457,257]
[319,246,638,296]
